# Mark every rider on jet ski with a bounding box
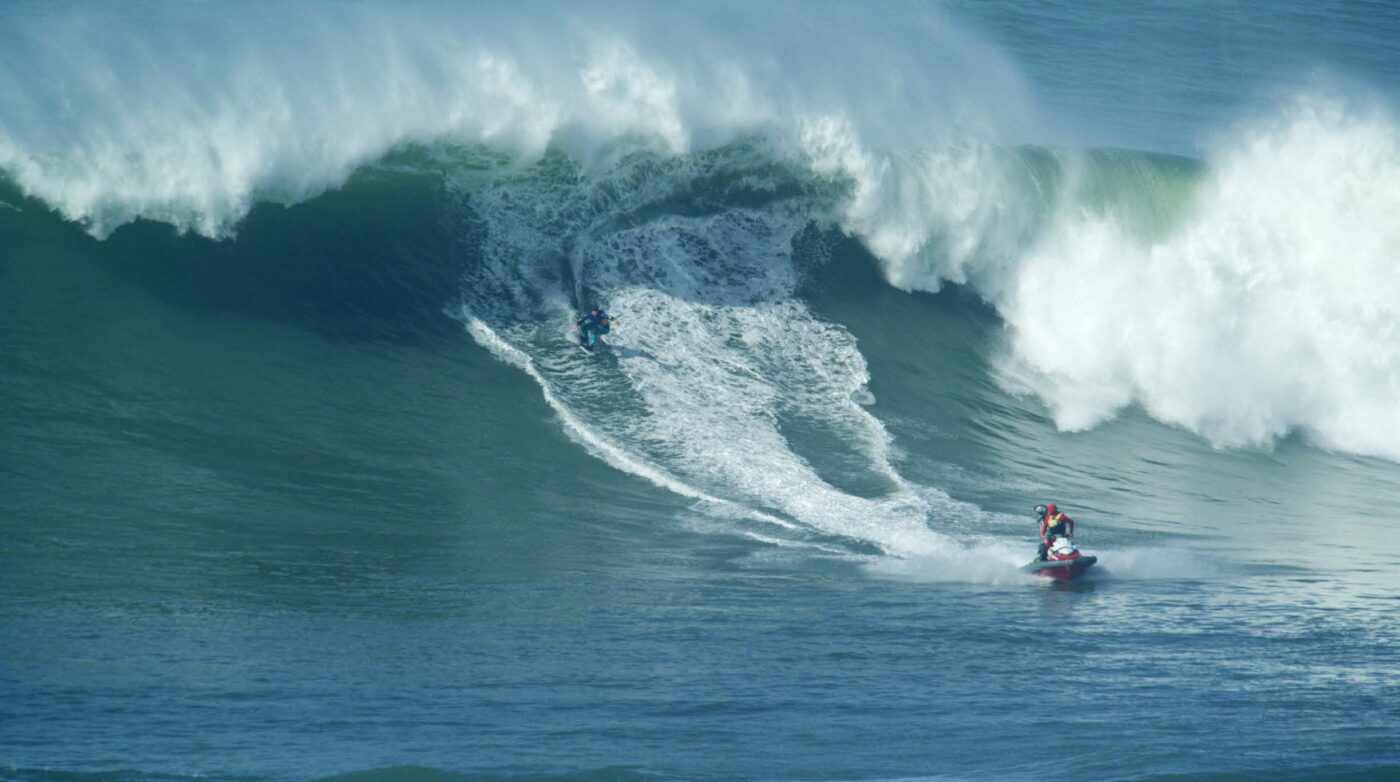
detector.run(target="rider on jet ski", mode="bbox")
[1034,503,1075,561]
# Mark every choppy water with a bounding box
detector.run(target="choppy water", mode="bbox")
[3,2,1399,781]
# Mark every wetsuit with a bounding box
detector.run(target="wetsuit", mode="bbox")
[577,310,612,348]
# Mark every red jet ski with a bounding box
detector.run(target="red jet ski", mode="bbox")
[1022,535,1097,580]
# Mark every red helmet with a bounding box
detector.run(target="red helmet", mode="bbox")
[1046,503,1058,515]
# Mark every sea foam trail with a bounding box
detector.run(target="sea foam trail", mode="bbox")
[450,150,975,557]
[462,315,798,531]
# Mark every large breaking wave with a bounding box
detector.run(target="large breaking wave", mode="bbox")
[2,0,1397,489]
[993,93,1400,460]
[0,0,1033,237]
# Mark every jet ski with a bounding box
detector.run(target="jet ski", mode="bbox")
[1022,535,1097,580]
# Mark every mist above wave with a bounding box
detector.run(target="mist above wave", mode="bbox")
[0,0,1032,238]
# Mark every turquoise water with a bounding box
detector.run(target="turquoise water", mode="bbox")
[3,3,1400,781]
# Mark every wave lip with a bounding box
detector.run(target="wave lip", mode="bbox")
[0,0,1035,238]
[0,4,569,237]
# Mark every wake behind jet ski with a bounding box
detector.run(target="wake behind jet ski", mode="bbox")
[1022,503,1097,580]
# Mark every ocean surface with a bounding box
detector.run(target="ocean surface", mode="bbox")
[3,2,1400,781]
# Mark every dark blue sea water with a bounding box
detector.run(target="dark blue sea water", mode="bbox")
[3,3,1400,781]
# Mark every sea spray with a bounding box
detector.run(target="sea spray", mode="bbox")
[993,91,1400,461]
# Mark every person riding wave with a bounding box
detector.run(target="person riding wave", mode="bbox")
[1034,503,1075,561]
[575,307,618,349]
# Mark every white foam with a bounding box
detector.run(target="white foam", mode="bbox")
[992,91,1400,461]
[787,72,1400,465]
[451,152,982,556]
[812,82,1400,463]
[606,288,941,553]
[463,314,797,530]
[799,121,1044,295]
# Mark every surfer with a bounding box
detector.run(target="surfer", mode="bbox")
[1034,503,1075,561]
[575,307,618,350]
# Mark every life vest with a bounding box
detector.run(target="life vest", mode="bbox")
[579,312,609,333]
[1045,512,1068,532]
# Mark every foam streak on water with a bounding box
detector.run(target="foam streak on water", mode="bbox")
[451,151,976,557]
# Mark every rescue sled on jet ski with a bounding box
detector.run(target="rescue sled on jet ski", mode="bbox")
[1022,535,1097,580]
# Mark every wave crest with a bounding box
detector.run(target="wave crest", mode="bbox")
[994,91,1400,460]
[0,1,1029,238]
